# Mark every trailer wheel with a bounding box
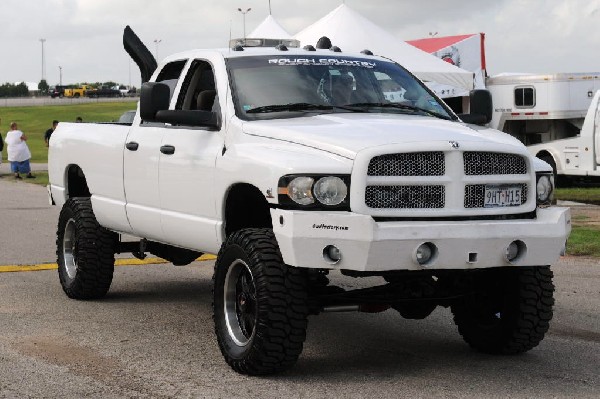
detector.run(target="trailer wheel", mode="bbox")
[213,228,309,375]
[56,198,116,299]
[451,266,554,354]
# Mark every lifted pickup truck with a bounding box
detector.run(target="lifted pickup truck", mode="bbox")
[48,27,570,375]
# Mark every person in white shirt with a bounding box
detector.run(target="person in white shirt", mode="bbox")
[5,122,34,180]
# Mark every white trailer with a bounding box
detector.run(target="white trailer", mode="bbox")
[487,73,600,180]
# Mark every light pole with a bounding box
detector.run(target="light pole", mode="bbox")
[58,65,62,85]
[237,7,251,39]
[39,38,46,81]
[153,39,162,60]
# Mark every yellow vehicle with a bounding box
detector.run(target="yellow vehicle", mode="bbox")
[64,85,92,98]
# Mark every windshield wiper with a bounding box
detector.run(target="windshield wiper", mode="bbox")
[246,103,331,114]
[246,102,367,114]
[347,102,453,120]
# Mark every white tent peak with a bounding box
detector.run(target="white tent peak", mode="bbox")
[248,15,292,39]
[294,4,473,91]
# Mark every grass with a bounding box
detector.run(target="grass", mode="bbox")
[567,227,600,257]
[1,102,136,163]
[555,187,600,205]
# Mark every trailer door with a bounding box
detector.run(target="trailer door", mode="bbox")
[595,99,600,166]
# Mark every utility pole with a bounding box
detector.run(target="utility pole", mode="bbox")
[58,65,62,85]
[237,7,251,39]
[39,38,46,81]
[153,39,162,60]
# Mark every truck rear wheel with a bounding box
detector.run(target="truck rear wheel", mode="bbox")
[213,228,309,375]
[451,266,554,354]
[56,198,116,299]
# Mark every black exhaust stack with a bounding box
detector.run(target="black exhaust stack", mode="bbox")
[123,26,157,83]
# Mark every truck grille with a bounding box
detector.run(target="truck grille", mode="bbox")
[464,152,527,175]
[361,150,531,213]
[368,152,445,176]
[366,185,445,209]
[464,184,528,208]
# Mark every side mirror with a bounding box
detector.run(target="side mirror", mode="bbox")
[458,89,492,125]
[140,82,170,121]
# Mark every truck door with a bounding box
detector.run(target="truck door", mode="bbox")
[158,59,224,252]
[123,60,187,240]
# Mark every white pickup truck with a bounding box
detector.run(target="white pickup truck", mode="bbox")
[48,28,570,375]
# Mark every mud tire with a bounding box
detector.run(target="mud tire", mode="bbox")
[56,198,116,299]
[451,266,554,354]
[213,228,309,375]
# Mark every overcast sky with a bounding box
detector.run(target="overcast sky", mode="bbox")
[0,0,598,87]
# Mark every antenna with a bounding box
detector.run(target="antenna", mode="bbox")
[229,19,232,52]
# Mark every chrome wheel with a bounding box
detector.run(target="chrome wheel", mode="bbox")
[224,259,257,346]
[62,218,78,279]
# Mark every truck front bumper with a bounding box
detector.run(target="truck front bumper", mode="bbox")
[270,207,571,271]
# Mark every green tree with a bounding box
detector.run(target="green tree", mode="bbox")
[38,79,49,94]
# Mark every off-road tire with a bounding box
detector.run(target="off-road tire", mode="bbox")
[56,198,116,299]
[451,266,554,354]
[213,228,309,375]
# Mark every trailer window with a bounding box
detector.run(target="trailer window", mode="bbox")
[515,86,535,108]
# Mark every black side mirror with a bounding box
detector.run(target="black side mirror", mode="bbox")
[140,82,170,121]
[458,89,493,125]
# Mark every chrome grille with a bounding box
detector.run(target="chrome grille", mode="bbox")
[368,152,445,176]
[464,184,528,208]
[366,186,445,209]
[464,152,527,175]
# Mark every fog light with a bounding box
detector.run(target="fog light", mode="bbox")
[414,242,437,266]
[505,240,527,263]
[323,245,342,264]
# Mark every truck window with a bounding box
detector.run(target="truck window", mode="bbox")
[515,86,535,108]
[175,60,219,114]
[155,60,188,101]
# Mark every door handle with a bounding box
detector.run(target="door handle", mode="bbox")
[125,141,139,151]
[160,145,175,155]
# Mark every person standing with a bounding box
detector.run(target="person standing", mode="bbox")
[5,122,34,179]
[45,120,59,147]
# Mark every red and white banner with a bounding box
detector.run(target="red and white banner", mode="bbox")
[408,33,487,96]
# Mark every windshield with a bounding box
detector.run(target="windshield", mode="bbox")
[227,55,455,121]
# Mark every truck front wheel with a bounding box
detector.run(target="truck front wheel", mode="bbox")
[451,266,554,354]
[56,198,116,299]
[213,228,309,375]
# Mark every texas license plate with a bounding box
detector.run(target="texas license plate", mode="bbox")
[484,185,522,207]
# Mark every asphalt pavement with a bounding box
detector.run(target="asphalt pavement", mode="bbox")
[0,176,599,398]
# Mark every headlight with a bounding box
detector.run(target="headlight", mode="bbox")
[536,173,554,205]
[313,176,348,205]
[278,174,350,209]
[287,177,315,205]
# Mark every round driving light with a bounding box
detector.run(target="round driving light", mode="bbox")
[414,242,437,266]
[536,175,553,203]
[314,176,348,206]
[287,177,315,205]
[323,245,342,264]
[506,241,519,262]
[504,240,527,263]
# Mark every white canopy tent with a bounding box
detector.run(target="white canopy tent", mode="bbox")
[248,15,292,39]
[294,4,474,92]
